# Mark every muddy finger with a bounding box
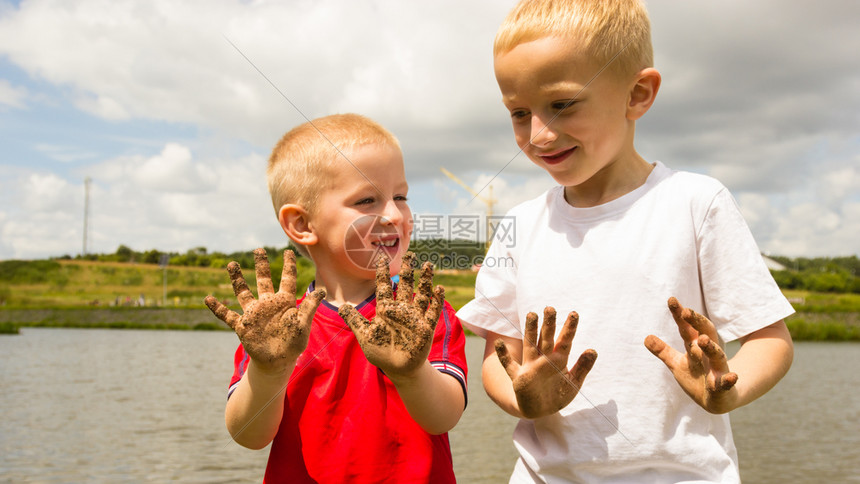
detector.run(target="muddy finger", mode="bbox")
[414,261,434,313]
[423,285,444,331]
[495,338,520,380]
[667,297,699,347]
[254,248,275,296]
[684,309,718,341]
[698,334,731,373]
[375,254,393,301]
[396,252,416,304]
[228,261,256,310]
[522,312,540,362]
[714,372,739,392]
[568,349,598,387]
[538,307,557,356]
[297,288,325,326]
[204,295,242,331]
[644,334,677,367]
[554,311,579,355]
[279,250,298,307]
[338,303,368,330]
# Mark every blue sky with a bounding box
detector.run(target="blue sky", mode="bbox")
[1,0,858,260]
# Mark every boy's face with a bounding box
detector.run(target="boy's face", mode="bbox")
[494,36,638,189]
[308,144,412,279]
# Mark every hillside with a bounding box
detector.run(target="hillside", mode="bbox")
[0,259,478,331]
[1,259,858,340]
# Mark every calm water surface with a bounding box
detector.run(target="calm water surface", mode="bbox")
[1,329,858,483]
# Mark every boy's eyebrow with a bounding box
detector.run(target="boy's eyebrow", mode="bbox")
[539,81,586,95]
[503,81,585,105]
[470,40,632,206]
[223,35,384,198]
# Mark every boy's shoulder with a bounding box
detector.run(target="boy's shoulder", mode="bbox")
[657,163,727,193]
[653,163,733,214]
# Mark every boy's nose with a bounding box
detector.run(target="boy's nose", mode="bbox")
[379,200,404,225]
[530,116,558,146]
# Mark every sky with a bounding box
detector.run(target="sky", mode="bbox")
[0,0,858,261]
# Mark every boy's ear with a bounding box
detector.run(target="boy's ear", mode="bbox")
[278,204,318,247]
[626,67,661,121]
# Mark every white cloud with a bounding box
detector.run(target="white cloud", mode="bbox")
[74,93,130,120]
[0,0,509,147]
[0,0,858,259]
[34,144,98,163]
[765,202,860,257]
[77,147,275,255]
[132,143,217,193]
[0,167,82,259]
[0,79,27,109]
[818,162,860,210]
[22,172,78,212]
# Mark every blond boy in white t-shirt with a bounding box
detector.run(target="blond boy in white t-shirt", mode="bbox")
[456,1,794,482]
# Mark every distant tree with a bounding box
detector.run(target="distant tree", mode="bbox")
[142,249,163,265]
[116,245,134,262]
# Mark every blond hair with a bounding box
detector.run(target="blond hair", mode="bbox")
[267,113,401,257]
[267,113,401,215]
[494,0,653,78]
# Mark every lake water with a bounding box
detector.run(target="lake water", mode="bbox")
[1,328,858,483]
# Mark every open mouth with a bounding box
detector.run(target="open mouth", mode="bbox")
[371,237,400,256]
[539,147,576,165]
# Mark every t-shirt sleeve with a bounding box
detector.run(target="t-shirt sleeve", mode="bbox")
[455,235,522,339]
[429,301,469,407]
[697,188,795,342]
[228,343,250,400]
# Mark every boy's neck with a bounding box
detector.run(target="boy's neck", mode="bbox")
[312,266,379,307]
[563,154,654,208]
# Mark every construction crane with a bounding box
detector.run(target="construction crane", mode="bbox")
[440,167,497,252]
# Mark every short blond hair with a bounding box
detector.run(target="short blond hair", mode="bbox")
[267,113,401,215]
[267,114,401,258]
[494,0,653,79]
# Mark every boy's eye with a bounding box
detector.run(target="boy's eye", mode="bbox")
[395,195,408,202]
[510,109,529,120]
[552,100,576,111]
[355,198,374,205]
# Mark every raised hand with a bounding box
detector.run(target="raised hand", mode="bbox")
[495,308,598,419]
[204,248,325,374]
[338,252,444,379]
[644,297,738,413]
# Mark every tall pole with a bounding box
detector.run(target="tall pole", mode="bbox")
[83,177,91,256]
[159,254,170,306]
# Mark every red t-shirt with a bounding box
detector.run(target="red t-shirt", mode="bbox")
[229,284,468,484]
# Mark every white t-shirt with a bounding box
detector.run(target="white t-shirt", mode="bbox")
[457,162,794,484]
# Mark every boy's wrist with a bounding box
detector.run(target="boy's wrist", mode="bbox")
[384,360,431,388]
[248,357,296,383]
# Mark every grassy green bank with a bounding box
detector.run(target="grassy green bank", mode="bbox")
[1,260,859,341]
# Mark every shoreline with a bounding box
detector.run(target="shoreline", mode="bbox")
[0,307,230,332]
[1,307,858,341]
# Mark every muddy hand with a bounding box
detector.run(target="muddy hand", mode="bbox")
[495,308,597,419]
[339,252,444,378]
[644,297,738,413]
[204,249,324,373]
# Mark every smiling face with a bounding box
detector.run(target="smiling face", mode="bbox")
[494,36,653,204]
[306,143,412,281]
